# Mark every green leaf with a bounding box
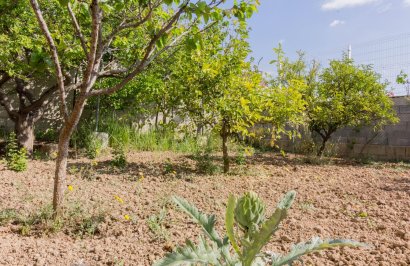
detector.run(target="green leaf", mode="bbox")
[225,195,241,256]
[172,196,224,247]
[242,191,296,266]
[57,0,70,6]
[271,237,368,266]
[154,237,223,266]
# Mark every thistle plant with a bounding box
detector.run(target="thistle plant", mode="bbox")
[155,191,366,266]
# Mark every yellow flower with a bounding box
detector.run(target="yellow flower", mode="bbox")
[67,185,73,191]
[138,172,145,181]
[114,195,124,204]
[124,214,130,221]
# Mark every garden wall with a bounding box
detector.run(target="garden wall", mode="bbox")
[276,96,410,161]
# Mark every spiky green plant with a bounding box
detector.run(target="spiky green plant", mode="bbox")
[155,191,367,266]
[6,132,28,172]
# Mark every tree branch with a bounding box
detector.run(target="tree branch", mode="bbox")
[102,5,155,49]
[87,1,189,97]
[30,0,69,122]
[0,75,18,120]
[81,0,103,93]
[67,3,89,60]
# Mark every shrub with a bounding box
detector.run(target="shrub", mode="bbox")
[155,191,366,266]
[85,136,103,159]
[111,149,127,169]
[194,148,219,175]
[35,128,58,142]
[6,132,28,172]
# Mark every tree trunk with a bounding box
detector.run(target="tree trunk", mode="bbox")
[53,98,86,218]
[317,135,330,157]
[221,120,229,173]
[14,113,35,154]
[53,132,70,217]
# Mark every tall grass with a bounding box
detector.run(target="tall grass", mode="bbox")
[75,115,221,154]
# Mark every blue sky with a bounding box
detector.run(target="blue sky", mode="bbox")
[247,0,410,77]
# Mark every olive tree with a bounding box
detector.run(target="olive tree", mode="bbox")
[27,0,259,216]
[306,56,398,156]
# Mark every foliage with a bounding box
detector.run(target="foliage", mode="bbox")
[148,208,169,241]
[396,71,409,85]
[397,71,410,95]
[35,128,59,142]
[6,132,28,172]
[20,0,260,215]
[193,135,220,175]
[306,56,398,156]
[111,149,127,169]
[85,135,104,159]
[155,191,366,266]
[0,204,105,237]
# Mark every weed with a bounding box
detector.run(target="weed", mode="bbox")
[6,132,27,172]
[113,258,125,266]
[0,203,106,237]
[299,201,316,213]
[73,214,105,237]
[78,162,98,181]
[111,149,127,169]
[147,208,169,241]
[35,128,58,142]
[235,146,254,166]
[86,136,103,159]
[32,149,48,161]
[164,158,175,175]
[193,137,220,175]
[0,209,19,225]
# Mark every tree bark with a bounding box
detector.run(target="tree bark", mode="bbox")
[53,98,86,217]
[221,120,229,173]
[14,113,35,154]
[53,132,70,216]
[317,134,330,157]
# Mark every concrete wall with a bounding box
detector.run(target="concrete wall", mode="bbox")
[0,77,63,138]
[276,96,410,161]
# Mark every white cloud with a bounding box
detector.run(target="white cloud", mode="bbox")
[329,19,346,27]
[377,3,392,13]
[322,0,378,10]
[404,0,410,7]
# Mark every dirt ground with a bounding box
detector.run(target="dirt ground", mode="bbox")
[0,151,409,266]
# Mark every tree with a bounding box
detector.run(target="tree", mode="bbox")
[171,24,264,173]
[306,56,398,156]
[396,71,409,96]
[263,45,312,148]
[0,1,81,153]
[27,0,259,216]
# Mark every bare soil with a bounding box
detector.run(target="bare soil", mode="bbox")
[0,151,409,266]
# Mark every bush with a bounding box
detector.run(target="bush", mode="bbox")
[35,128,58,142]
[6,132,28,172]
[111,149,127,169]
[155,191,366,266]
[85,135,103,159]
[194,136,220,175]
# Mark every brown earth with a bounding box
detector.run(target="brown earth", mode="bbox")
[0,151,409,266]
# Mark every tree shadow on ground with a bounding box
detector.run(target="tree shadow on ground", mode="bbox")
[382,177,410,195]
[67,157,199,182]
[247,152,354,167]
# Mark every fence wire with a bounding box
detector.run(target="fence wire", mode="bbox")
[310,33,410,96]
